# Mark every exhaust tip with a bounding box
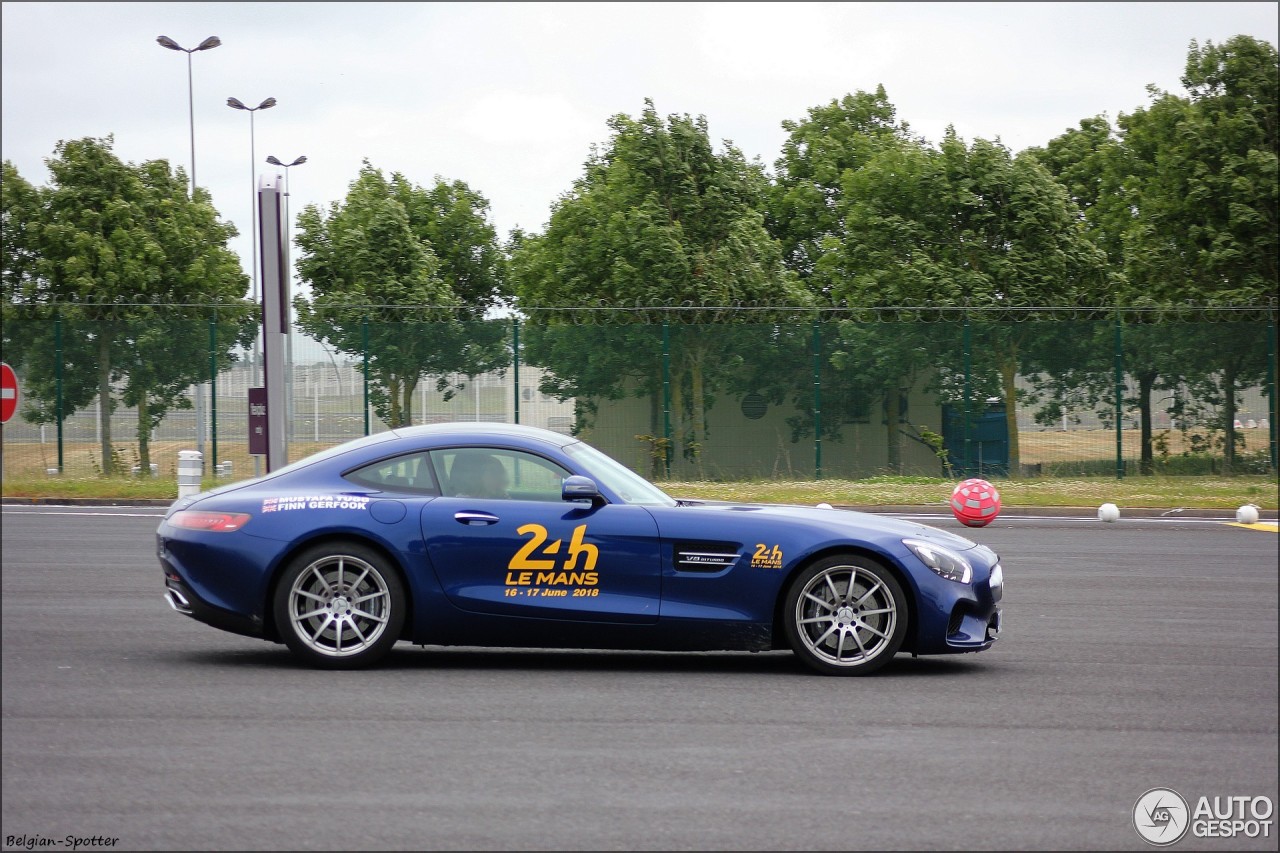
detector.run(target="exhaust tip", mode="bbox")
[164,588,193,614]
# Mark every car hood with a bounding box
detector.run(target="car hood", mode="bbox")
[684,501,982,552]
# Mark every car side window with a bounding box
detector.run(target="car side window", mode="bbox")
[431,448,569,502]
[343,452,440,495]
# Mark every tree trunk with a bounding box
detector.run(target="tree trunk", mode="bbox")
[137,395,151,477]
[884,388,902,474]
[1221,359,1238,475]
[1137,370,1156,476]
[689,356,706,478]
[400,377,416,427]
[98,336,114,476]
[999,354,1021,478]
[648,389,663,479]
[669,368,685,476]
[387,376,403,427]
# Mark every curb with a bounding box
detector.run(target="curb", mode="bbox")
[2,497,175,507]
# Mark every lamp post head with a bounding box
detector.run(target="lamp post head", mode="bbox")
[158,35,221,53]
[290,155,308,166]
[266,155,283,166]
[228,96,276,112]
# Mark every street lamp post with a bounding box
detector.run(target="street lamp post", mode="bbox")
[265,154,306,440]
[227,96,276,475]
[156,35,220,197]
[157,34,219,463]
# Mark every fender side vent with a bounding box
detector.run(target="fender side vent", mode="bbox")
[674,541,742,572]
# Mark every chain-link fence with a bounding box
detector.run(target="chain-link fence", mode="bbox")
[2,306,1275,482]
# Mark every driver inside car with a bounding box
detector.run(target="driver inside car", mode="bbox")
[450,453,511,499]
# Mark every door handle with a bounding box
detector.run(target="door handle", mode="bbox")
[454,511,500,526]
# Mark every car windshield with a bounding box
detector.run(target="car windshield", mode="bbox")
[563,441,676,507]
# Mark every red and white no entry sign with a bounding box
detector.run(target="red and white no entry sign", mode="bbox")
[0,362,19,424]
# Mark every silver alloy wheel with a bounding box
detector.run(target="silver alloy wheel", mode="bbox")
[286,554,391,657]
[793,563,898,667]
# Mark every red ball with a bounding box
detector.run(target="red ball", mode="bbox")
[950,478,1001,527]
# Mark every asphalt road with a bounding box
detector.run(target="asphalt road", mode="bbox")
[2,505,1276,851]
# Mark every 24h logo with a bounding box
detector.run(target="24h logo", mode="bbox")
[1134,787,1190,846]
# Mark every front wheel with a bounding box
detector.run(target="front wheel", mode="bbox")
[783,555,908,676]
[273,542,405,669]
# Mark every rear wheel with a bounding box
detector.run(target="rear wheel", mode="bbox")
[783,555,907,676]
[273,542,405,669]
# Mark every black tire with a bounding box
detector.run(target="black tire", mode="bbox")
[783,554,908,676]
[273,541,406,669]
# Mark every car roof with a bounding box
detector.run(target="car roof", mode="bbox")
[388,422,578,449]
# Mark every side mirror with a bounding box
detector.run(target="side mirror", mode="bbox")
[562,475,604,505]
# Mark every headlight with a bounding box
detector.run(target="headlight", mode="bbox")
[903,538,972,584]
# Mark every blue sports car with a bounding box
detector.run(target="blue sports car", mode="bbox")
[157,423,1003,675]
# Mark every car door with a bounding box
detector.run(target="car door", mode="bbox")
[419,446,661,623]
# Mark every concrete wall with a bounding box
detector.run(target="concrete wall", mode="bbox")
[578,375,944,481]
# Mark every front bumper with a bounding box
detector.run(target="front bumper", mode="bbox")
[908,556,1003,655]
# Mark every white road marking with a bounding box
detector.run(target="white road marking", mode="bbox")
[2,506,166,517]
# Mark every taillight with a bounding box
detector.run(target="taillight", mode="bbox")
[168,510,251,532]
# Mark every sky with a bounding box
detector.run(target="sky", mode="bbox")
[3,1,1277,296]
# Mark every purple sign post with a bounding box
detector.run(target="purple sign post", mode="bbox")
[257,172,289,472]
[248,387,268,456]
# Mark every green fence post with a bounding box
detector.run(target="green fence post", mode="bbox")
[813,320,822,480]
[1114,314,1124,480]
[1268,319,1277,472]
[209,312,218,473]
[512,318,520,425]
[662,320,671,478]
[362,315,370,436]
[962,315,972,475]
[55,311,64,473]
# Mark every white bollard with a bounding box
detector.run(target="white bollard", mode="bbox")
[1236,504,1259,524]
[177,450,203,499]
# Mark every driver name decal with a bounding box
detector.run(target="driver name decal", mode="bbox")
[505,523,600,593]
[262,495,370,513]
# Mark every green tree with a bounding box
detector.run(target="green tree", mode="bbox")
[769,93,1032,474]
[294,161,483,428]
[0,162,100,457]
[769,87,917,283]
[2,161,42,299]
[393,176,508,311]
[117,159,254,473]
[511,100,809,469]
[1119,35,1277,471]
[389,173,512,413]
[3,138,250,475]
[813,130,1108,472]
